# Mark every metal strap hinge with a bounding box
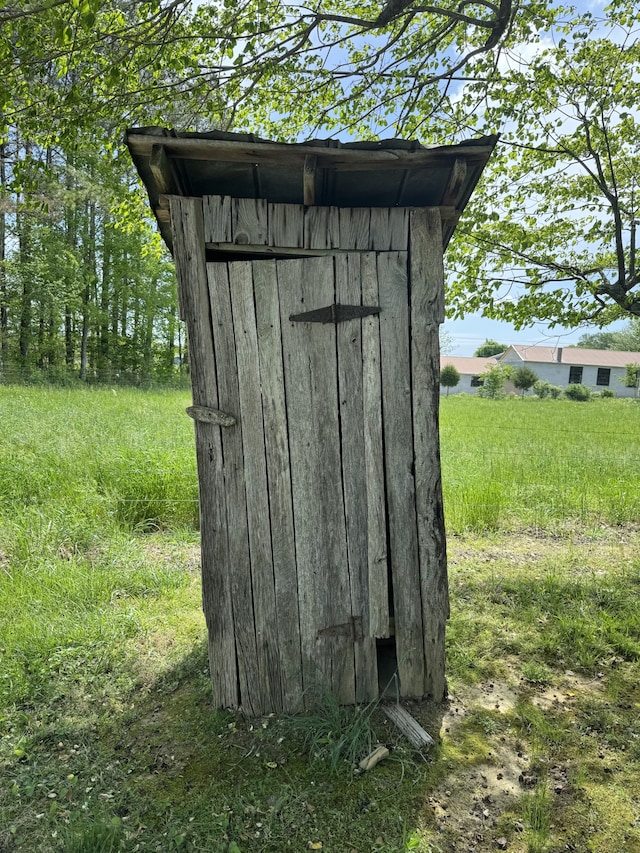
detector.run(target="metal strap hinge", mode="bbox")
[289,303,380,324]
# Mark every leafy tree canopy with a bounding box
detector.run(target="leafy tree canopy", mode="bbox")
[2,0,639,358]
[439,363,460,391]
[512,366,538,395]
[576,318,640,351]
[447,0,640,329]
[474,339,507,358]
[0,0,572,146]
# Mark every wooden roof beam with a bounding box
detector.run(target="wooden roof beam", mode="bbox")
[150,144,185,196]
[441,159,467,207]
[127,134,498,172]
[303,155,317,206]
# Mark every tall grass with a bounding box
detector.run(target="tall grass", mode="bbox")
[440,396,640,532]
[0,385,199,709]
[1,386,639,853]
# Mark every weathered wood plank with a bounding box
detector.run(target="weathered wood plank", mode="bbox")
[369,209,393,251]
[232,197,268,245]
[369,208,409,251]
[339,208,370,250]
[304,206,340,249]
[169,196,238,709]
[206,261,262,716]
[389,208,409,251]
[228,261,285,713]
[303,155,317,206]
[409,208,445,324]
[335,253,378,703]
[150,144,176,195]
[253,260,304,711]
[203,195,232,243]
[382,704,435,749]
[268,203,304,248]
[410,208,448,701]
[278,257,355,705]
[360,252,390,640]
[377,250,425,698]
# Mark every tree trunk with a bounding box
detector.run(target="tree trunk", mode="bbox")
[79,200,96,381]
[97,212,111,379]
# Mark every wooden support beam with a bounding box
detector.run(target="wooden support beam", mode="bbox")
[303,155,317,206]
[150,144,176,195]
[127,132,499,171]
[441,159,467,207]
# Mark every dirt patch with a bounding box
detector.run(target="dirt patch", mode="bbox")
[529,669,604,710]
[142,539,201,574]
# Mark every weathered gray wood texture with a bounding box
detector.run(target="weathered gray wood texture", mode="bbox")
[169,196,238,709]
[170,198,448,714]
[204,195,408,252]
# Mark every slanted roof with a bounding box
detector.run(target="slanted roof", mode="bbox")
[502,345,640,367]
[560,348,640,367]
[501,345,560,363]
[125,127,498,254]
[441,356,497,374]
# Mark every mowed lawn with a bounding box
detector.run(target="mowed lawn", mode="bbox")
[0,386,639,852]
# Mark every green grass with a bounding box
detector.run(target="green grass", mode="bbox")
[440,395,640,532]
[0,387,639,852]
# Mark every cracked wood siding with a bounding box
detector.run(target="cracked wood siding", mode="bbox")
[278,256,356,706]
[170,198,448,713]
[168,196,238,709]
[410,209,449,701]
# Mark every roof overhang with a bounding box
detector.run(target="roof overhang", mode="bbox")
[125,127,499,255]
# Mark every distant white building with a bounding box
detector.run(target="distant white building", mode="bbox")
[439,356,498,395]
[497,345,640,397]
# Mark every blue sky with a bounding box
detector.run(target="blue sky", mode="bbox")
[441,313,628,357]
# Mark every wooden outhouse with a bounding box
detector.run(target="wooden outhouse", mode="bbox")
[126,128,497,715]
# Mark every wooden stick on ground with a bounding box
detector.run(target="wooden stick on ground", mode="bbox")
[383,704,435,749]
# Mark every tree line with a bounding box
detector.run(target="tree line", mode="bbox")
[0,132,185,382]
[0,0,638,384]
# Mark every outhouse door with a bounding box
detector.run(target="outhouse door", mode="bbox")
[172,198,448,716]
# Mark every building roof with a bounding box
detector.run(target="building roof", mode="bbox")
[125,127,498,254]
[502,345,640,367]
[441,356,497,374]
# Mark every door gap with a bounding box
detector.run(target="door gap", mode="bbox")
[376,637,399,698]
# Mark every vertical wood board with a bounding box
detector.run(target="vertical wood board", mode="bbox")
[268,203,304,248]
[228,261,284,712]
[277,256,355,705]
[203,195,232,243]
[388,208,409,250]
[253,261,304,710]
[207,262,262,716]
[232,198,268,245]
[360,252,390,640]
[339,208,371,250]
[409,208,445,323]
[303,206,340,249]
[169,196,238,709]
[410,209,449,700]
[377,250,425,697]
[335,252,378,702]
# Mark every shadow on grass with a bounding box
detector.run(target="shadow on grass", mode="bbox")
[5,639,448,853]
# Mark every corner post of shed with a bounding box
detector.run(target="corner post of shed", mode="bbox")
[409,207,449,700]
[169,194,239,710]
